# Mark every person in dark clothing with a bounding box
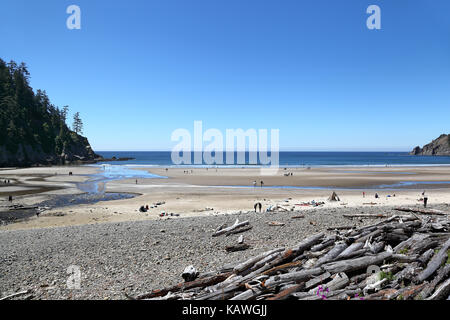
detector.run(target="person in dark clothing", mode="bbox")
[254,202,262,213]
[424,196,428,208]
[260,181,264,188]
[8,195,13,202]
[375,193,379,199]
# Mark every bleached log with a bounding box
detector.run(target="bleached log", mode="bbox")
[394,207,449,216]
[426,278,450,300]
[311,236,336,252]
[233,248,284,274]
[322,252,392,274]
[230,285,266,300]
[343,214,387,218]
[0,290,30,300]
[250,252,283,272]
[310,272,349,294]
[292,232,325,255]
[261,261,303,276]
[135,272,232,299]
[212,219,250,237]
[418,265,450,299]
[335,242,364,260]
[416,237,450,282]
[264,268,323,288]
[363,278,387,295]
[225,225,252,236]
[315,242,348,266]
[304,272,332,289]
[417,248,435,267]
[266,283,305,300]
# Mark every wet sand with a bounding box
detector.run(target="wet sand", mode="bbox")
[1,165,450,230]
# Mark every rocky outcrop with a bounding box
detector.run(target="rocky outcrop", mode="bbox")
[410,134,450,156]
[0,133,102,167]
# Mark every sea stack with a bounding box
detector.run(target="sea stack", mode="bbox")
[410,134,450,156]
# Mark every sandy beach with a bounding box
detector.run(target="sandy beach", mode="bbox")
[1,165,450,300]
[1,165,450,231]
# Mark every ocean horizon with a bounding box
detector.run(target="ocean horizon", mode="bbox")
[95,151,450,167]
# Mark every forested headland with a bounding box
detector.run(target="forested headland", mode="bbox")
[0,58,100,167]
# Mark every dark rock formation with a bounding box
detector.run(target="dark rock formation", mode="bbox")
[0,133,102,167]
[410,134,450,156]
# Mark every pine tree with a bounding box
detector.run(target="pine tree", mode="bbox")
[72,112,83,135]
[61,105,69,124]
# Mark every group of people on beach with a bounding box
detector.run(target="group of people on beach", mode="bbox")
[363,190,429,208]
[3,179,11,184]
[252,180,264,187]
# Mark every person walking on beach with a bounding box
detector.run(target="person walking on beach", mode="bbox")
[363,192,366,198]
[375,193,379,199]
[260,181,264,188]
[253,181,257,188]
[254,202,262,213]
[424,195,428,208]
[136,179,138,185]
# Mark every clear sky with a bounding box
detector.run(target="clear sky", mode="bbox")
[1,0,449,151]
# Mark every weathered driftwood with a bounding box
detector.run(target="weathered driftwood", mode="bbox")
[233,248,284,274]
[0,290,31,300]
[426,278,450,300]
[418,265,450,299]
[213,219,250,237]
[417,248,435,267]
[310,236,336,252]
[322,252,392,274]
[225,225,253,236]
[394,207,449,216]
[315,242,348,266]
[292,232,324,255]
[266,283,305,300]
[136,214,449,300]
[304,272,332,289]
[343,214,387,218]
[335,242,364,259]
[226,243,250,252]
[415,237,450,282]
[264,268,323,288]
[314,272,349,292]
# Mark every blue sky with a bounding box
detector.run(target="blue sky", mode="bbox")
[1,0,449,151]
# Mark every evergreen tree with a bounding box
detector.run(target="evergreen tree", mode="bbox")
[0,58,91,165]
[72,112,83,135]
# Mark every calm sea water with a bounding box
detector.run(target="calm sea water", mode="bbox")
[95,151,450,167]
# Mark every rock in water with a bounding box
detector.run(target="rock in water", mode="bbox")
[410,134,450,156]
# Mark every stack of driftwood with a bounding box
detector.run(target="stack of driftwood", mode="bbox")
[132,208,450,300]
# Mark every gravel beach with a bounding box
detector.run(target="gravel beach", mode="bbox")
[0,204,430,300]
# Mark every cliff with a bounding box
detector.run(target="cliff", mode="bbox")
[410,134,450,156]
[0,133,101,167]
[0,58,102,167]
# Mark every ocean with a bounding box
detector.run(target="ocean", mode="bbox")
[95,151,450,167]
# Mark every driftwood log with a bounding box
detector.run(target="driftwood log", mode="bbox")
[132,213,450,300]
